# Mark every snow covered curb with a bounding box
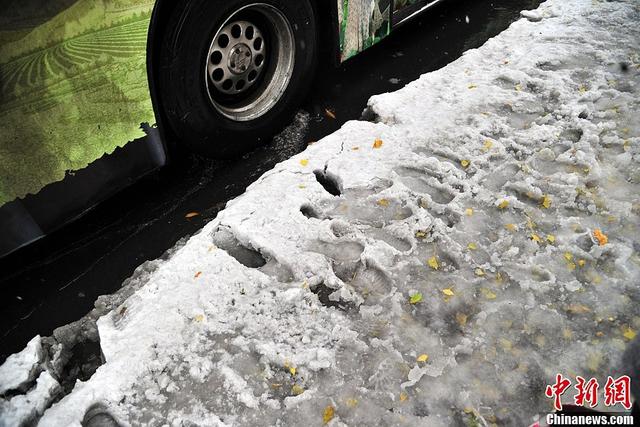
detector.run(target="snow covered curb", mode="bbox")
[2,0,640,425]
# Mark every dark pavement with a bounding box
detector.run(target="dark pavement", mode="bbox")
[0,0,541,362]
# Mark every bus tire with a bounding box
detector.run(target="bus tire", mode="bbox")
[158,0,317,158]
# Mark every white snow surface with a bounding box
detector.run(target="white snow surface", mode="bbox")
[0,336,42,395]
[3,0,640,425]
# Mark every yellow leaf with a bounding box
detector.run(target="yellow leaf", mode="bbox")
[483,140,493,151]
[467,242,477,250]
[567,262,576,271]
[461,159,470,168]
[515,84,522,91]
[541,195,552,209]
[400,392,408,402]
[289,367,297,376]
[482,288,497,300]
[564,252,574,261]
[587,352,602,372]
[505,223,516,232]
[298,184,307,189]
[442,288,455,297]
[498,200,509,209]
[377,199,390,207]
[578,85,587,93]
[325,108,336,119]
[530,234,541,243]
[346,398,358,408]
[465,208,474,216]
[546,234,556,243]
[300,159,309,167]
[194,314,205,323]
[185,212,200,219]
[475,268,485,276]
[415,231,427,238]
[499,338,512,351]
[323,405,335,424]
[427,257,439,270]
[593,229,608,246]
[292,385,305,395]
[578,259,586,267]
[567,304,591,314]
[456,312,468,327]
[623,326,636,341]
[373,139,384,149]
[417,354,429,363]
[409,293,423,304]
[468,84,477,89]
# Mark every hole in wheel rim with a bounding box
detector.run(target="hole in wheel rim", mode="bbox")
[218,34,229,48]
[211,68,224,82]
[231,24,242,38]
[210,51,223,65]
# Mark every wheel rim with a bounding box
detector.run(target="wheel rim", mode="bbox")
[205,3,295,122]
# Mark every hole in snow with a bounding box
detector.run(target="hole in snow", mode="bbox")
[365,228,412,252]
[346,265,392,305]
[300,204,320,219]
[360,106,380,123]
[259,258,294,283]
[211,227,266,268]
[313,169,342,196]
[58,339,103,393]
[311,283,354,311]
[560,127,583,143]
[307,240,364,263]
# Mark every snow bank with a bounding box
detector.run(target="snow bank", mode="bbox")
[2,0,639,425]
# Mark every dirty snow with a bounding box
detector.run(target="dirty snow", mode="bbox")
[0,336,43,395]
[2,0,640,425]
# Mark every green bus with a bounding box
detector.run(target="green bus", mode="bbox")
[0,0,436,256]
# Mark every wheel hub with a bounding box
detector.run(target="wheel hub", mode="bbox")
[207,19,266,96]
[228,43,252,74]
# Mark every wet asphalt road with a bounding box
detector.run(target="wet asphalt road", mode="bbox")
[0,0,541,362]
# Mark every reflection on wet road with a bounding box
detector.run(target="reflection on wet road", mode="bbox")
[0,0,541,362]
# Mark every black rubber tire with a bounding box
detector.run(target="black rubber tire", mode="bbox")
[158,0,317,158]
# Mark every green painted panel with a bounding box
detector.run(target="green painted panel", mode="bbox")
[0,0,156,207]
[337,0,391,61]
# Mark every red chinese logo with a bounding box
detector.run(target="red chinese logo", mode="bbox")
[574,376,599,408]
[545,375,632,411]
[603,375,631,410]
[545,374,572,411]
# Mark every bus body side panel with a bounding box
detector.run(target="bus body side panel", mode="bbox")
[0,0,158,209]
[337,0,392,61]
[393,0,422,13]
